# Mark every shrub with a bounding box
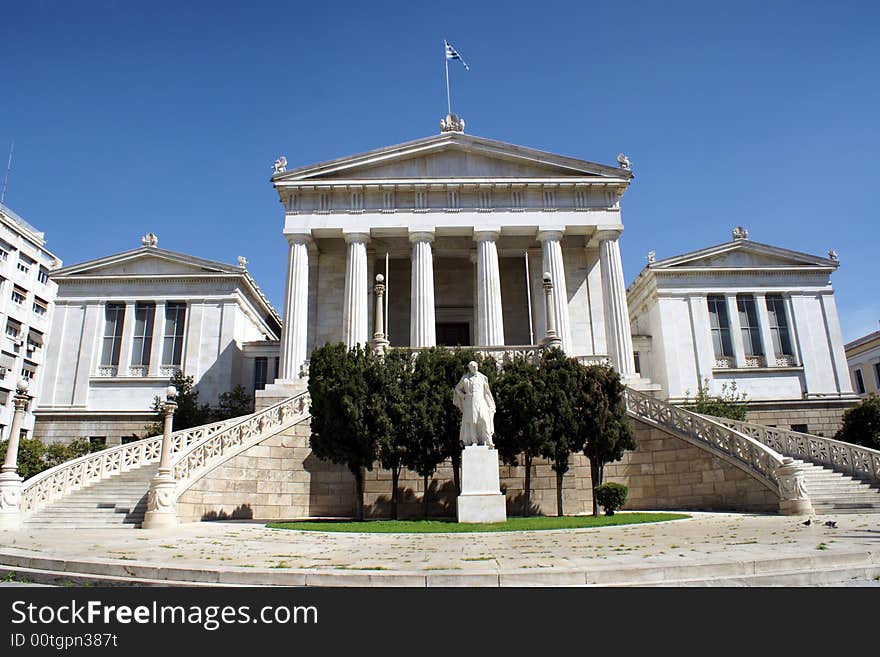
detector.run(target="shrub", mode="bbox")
[683,379,748,421]
[594,482,628,516]
[835,395,880,450]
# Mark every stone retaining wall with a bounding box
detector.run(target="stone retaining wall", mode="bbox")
[176,417,779,521]
[744,400,854,438]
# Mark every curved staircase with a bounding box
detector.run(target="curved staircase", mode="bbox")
[13,389,880,530]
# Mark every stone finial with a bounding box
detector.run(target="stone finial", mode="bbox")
[237,256,248,269]
[647,250,656,264]
[273,156,287,174]
[15,379,29,396]
[141,233,158,247]
[440,114,465,133]
[828,249,838,261]
[732,226,749,240]
[617,153,632,170]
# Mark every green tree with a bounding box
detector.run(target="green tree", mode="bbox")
[494,355,549,515]
[579,365,636,516]
[308,343,376,520]
[835,395,880,450]
[214,385,254,420]
[683,379,748,421]
[0,436,101,480]
[403,348,449,517]
[538,348,584,517]
[367,349,412,519]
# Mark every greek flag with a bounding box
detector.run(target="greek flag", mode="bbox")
[445,40,469,70]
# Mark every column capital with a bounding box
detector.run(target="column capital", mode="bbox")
[595,228,623,243]
[473,228,501,242]
[285,232,312,246]
[343,231,371,244]
[409,229,435,244]
[536,228,564,243]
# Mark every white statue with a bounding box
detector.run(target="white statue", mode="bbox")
[273,156,287,174]
[617,153,631,170]
[453,361,496,447]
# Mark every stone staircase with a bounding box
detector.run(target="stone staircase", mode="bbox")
[21,464,158,530]
[798,460,880,514]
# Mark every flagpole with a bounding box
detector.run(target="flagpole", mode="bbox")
[444,40,452,115]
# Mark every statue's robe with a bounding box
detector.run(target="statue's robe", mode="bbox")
[454,372,496,446]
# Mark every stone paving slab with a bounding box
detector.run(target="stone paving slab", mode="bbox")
[0,512,878,586]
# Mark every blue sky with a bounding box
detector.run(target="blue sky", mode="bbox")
[3,1,878,340]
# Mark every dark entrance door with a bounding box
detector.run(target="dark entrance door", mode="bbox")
[436,322,470,346]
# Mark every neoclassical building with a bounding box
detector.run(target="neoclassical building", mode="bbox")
[265,125,643,394]
[845,330,880,399]
[33,235,281,446]
[627,228,857,435]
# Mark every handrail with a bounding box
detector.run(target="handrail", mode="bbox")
[19,416,242,514]
[172,392,310,496]
[624,387,784,491]
[706,416,880,485]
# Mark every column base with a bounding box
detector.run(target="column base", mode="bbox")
[0,472,23,530]
[141,472,178,530]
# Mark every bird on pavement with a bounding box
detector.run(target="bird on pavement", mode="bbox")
[802,519,812,526]
[824,521,837,528]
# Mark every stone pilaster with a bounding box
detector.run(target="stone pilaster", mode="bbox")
[474,230,505,346]
[537,230,572,354]
[598,231,636,377]
[342,232,370,349]
[409,230,436,348]
[278,233,311,381]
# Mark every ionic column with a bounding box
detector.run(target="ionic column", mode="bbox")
[279,233,311,381]
[342,232,370,348]
[537,230,572,353]
[409,230,436,347]
[598,231,636,377]
[474,230,505,346]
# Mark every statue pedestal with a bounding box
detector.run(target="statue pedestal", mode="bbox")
[457,445,507,524]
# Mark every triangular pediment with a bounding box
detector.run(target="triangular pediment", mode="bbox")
[54,248,241,278]
[273,132,630,182]
[651,240,838,271]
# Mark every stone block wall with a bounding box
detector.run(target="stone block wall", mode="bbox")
[33,414,154,446]
[744,401,854,437]
[176,416,779,521]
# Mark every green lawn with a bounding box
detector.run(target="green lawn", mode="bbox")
[266,513,689,534]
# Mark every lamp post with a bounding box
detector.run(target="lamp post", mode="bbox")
[539,272,562,351]
[0,380,30,530]
[369,274,390,356]
[142,386,179,529]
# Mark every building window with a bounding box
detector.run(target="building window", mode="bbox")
[736,294,763,357]
[11,286,25,305]
[32,297,48,316]
[874,362,880,389]
[853,368,866,395]
[0,241,9,261]
[162,303,186,366]
[131,302,155,367]
[101,303,125,367]
[765,295,793,356]
[707,295,733,359]
[5,318,20,341]
[254,357,268,391]
[21,363,35,381]
[89,436,107,450]
[790,424,809,434]
[633,351,641,375]
[274,357,279,380]
[26,330,42,352]
[37,267,49,284]
[16,255,32,274]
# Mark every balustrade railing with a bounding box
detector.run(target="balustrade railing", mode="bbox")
[20,417,240,514]
[707,416,880,485]
[624,387,784,490]
[172,392,310,495]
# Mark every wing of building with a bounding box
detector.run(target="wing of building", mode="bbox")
[628,228,857,435]
[845,330,880,398]
[33,236,280,446]
[266,128,648,396]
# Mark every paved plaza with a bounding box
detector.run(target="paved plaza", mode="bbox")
[1,512,879,586]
